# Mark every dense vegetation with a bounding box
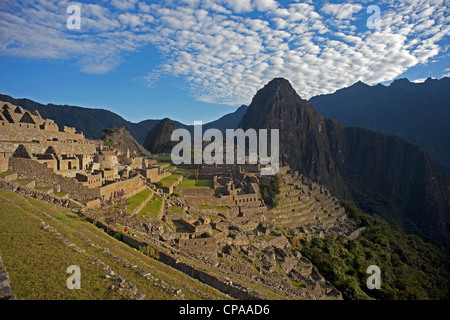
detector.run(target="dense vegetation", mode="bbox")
[260,175,281,207]
[299,201,450,300]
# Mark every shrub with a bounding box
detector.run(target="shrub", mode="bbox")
[113,232,123,241]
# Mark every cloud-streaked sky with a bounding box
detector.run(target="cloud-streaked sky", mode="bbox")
[0,0,449,123]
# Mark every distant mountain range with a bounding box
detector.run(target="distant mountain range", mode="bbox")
[309,77,450,173]
[0,94,248,145]
[3,77,449,173]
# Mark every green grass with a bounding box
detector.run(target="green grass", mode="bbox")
[159,175,182,188]
[154,155,172,162]
[174,166,198,174]
[0,170,15,178]
[12,179,34,186]
[198,205,230,210]
[138,195,163,219]
[53,192,68,198]
[168,206,185,214]
[125,189,151,212]
[0,190,231,300]
[176,177,213,190]
[290,279,304,289]
[0,192,117,300]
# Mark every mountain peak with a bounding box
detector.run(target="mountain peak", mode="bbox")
[102,126,150,157]
[258,78,297,97]
[424,77,438,83]
[143,118,177,154]
[349,80,369,89]
[239,77,321,137]
[251,78,306,104]
[266,77,291,86]
[390,78,411,87]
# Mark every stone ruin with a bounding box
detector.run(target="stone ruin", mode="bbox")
[0,101,162,203]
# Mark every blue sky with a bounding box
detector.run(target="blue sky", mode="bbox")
[0,0,449,124]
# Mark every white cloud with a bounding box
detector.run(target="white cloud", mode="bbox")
[222,0,253,13]
[0,0,448,104]
[442,68,450,78]
[320,3,363,20]
[253,0,278,11]
[111,0,138,11]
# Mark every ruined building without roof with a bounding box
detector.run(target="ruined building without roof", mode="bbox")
[0,101,168,203]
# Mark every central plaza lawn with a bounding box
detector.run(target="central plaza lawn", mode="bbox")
[176,177,213,189]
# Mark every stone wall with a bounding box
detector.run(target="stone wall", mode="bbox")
[0,179,82,208]
[234,193,262,207]
[137,167,171,183]
[162,175,183,194]
[8,157,145,201]
[177,237,216,252]
[0,140,96,159]
[8,157,100,200]
[0,249,16,300]
[0,108,87,142]
[240,206,267,217]
[157,251,264,300]
[99,175,145,200]
[78,213,267,300]
[0,152,10,172]
[178,188,215,197]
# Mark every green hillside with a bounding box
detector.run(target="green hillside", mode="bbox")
[299,201,450,300]
[0,190,229,300]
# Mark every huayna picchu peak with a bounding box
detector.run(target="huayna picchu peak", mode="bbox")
[240,78,450,252]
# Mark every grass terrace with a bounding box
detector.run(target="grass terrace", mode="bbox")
[138,194,163,219]
[12,179,34,186]
[174,165,198,174]
[0,170,15,178]
[53,192,68,198]
[198,205,230,210]
[0,190,230,300]
[168,206,185,214]
[154,155,172,162]
[34,186,53,192]
[124,189,152,213]
[159,174,183,188]
[176,177,213,190]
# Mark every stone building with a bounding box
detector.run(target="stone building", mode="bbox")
[0,101,148,203]
[137,165,171,184]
